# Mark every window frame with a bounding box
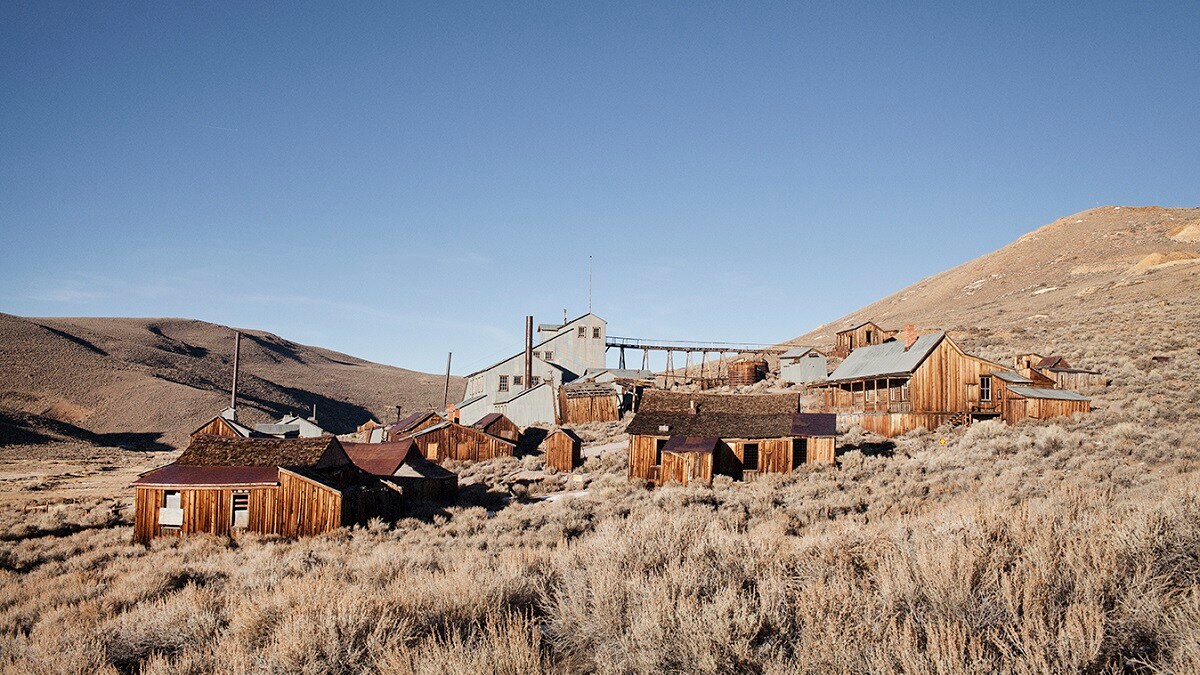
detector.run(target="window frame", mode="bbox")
[743,443,760,471]
[980,375,992,402]
[498,376,509,392]
[231,491,250,529]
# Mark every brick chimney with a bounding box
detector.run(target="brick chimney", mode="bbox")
[904,324,919,350]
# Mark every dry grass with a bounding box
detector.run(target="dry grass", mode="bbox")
[3,299,1199,672]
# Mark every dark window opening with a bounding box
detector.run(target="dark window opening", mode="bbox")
[578,327,586,338]
[231,492,249,529]
[593,327,601,339]
[655,438,667,465]
[743,443,760,471]
[792,438,807,469]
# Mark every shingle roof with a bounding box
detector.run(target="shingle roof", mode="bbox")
[791,413,837,437]
[1006,385,1090,401]
[1036,356,1069,369]
[628,393,836,439]
[473,412,513,429]
[562,382,619,398]
[661,436,719,454]
[176,435,344,468]
[638,391,801,415]
[826,332,945,382]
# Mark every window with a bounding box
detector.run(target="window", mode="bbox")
[655,438,667,465]
[578,326,586,338]
[980,375,992,402]
[427,442,439,460]
[513,375,523,387]
[543,351,553,361]
[866,330,874,343]
[900,382,910,401]
[743,443,760,471]
[498,376,509,392]
[530,376,541,386]
[866,384,876,403]
[231,492,249,529]
[159,490,183,528]
[593,327,601,339]
[792,438,807,469]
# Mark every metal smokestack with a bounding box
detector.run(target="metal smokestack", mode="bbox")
[230,331,241,412]
[525,316,533,389]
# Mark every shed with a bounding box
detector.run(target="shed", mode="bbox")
[779,347,828,384]
[473,412,521,443]
[559,381,622,423]
[1003,386,1091,424]
[544,428,582,472]
[342,439,457,504]
[832,321,898,359]
[386,411,445,441]
[405,421,517,463]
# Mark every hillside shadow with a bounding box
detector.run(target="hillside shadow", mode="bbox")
[244,333,305,364]
[0,409,174,451]
[37,325,108,356]
[515,427,549,458]
[147,325,209,358]
[836,440,896,459]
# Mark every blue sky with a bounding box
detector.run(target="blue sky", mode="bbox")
[2,1,1197,374]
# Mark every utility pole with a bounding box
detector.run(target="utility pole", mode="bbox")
[230,331,241,411]
[443,352,453,408]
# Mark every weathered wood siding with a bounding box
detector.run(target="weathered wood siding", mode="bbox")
[659,451,713,486]
[907,339,1005,413]
[412,423,515,463]
[192,417,242,439]
[836,412,958,437]
[1049,370,1108,393]
[628,434,663,481]
[833,323,897,358]
[278,469,343,538]
[479,416,521,442]
[1002,397,1090,425]
[133,485,280,544]
[544,432,581,472]
[559,392,621,424]
[629,434,834,484]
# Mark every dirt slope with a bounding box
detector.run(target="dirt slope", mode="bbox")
[0,315,463,448]
[789,206,1200,353]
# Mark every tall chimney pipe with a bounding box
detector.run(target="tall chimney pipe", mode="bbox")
[230,331,241,411]
[443,352,453,408]
[525,316,534,389]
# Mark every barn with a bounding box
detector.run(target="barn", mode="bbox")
[626,391,838,486]
[472,412,521,443]
[131,435,395,543]
[543,428,582,472]
[342,439,458,504]
[405,421,517,463]
[831,321,898,359]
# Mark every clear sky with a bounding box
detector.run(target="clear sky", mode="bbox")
[2,1,1197,374]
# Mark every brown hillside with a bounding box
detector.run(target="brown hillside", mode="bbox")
[790,206,1200,353]
[0,315,463,448]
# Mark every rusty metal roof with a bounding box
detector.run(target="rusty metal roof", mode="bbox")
[662,436,719,454]
[342,439,419,476]
[791,413,837,437]
[131,464,280,487]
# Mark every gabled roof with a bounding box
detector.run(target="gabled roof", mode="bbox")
[1035,355,1070,369]
[407,421,517,447]
[825,332,946,382]
[661,436,719,454]
[1006,385,1090,401]
[638,391,801,415]
[342,439,422,476]
[389,410,444,435]
[253,423,301,437]
[473,412,512,429]
[780,346,822,359]
[190,414,260,439]
[465,313,604,378]
[176,435,346,468]
[552,428,583,444]
[836,321,887,335]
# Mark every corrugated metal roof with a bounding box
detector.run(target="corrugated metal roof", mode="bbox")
[1006,385,1090,401]
[662,436,719,454]
[342,439,418,476]
[253,423,301,436]
[826,332,945,382]
[131,464,280,487]
[992,371,1033,384]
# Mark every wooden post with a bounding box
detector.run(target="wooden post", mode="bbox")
[443,352,453,408]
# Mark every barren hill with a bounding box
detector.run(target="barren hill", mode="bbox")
[0,315,463,448]
[790,206,1200,356]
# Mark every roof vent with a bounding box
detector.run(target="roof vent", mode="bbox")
[658,424,671,433]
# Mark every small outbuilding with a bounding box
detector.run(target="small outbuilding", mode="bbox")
[342,439,458,504]
[405,421,517,463]
[779,347,828,384]
[544,428,583,472]
[473,412,521,443]
[385,410,446,441]
[559,381,622,423]
[191,408,261,439]
[832,321,898,359]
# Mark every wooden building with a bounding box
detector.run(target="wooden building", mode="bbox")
[544,428,582,472]
[1017,355,1108,393]
[132,435,394,543]
[1002,385,1092,424]
[404,421,516,463]
[472,412,521,443]
[814,332,1091,437]
[831,321,899,359]
[626,391,838,486]
[728,360,768,387]
[779,347,828,384]
[385,410,445,441]
[559,381,622,424]
[342,439,457,504]
[191,408,262,439]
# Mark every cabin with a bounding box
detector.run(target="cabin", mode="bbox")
[543,428,583,472]
[626,392,838,486]
[779,347,828,384]
[559,381,622,424]
[385,411,446,441]
[813,332,1090,437]
[131,435,394,543]
[1002,385,1092,424]
[473,412,521,443]
[831,321,899,359]
[342,439,458,504]
[1019,355,1108,392]
[404,421,516,463]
